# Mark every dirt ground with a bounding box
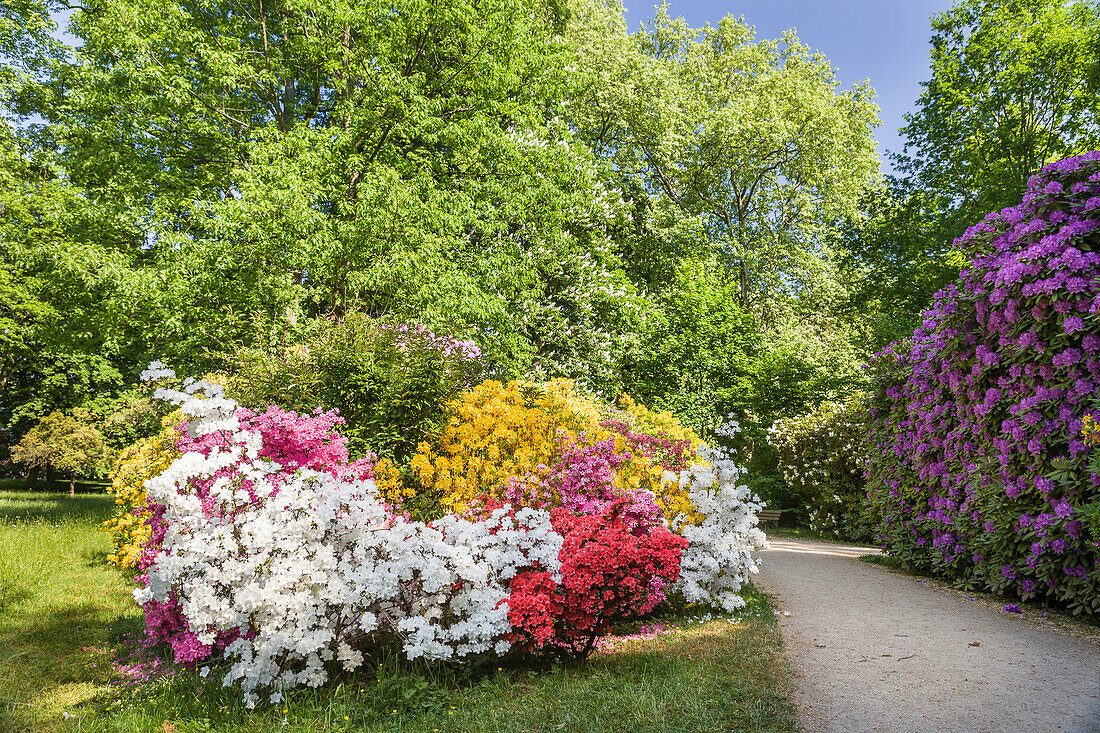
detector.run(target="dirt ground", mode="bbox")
[754,538,1100,733]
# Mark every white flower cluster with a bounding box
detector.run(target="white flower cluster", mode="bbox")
[766,394,870,538]
[669,453,768,612]
[139,360,176,382]
[136,380,561,706]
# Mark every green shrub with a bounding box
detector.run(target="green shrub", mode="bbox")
[10,410,114,494]
[766,393,875,541]
[227,314,485,459]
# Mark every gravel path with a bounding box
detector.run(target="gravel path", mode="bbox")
[754,538,1100,733]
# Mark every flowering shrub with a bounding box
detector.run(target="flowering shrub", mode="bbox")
[104,410,184,568]
[669,449,768,612]
[408,379,703,522]
[134,372,562,705]
[865,152,1100,615]
[229,315,484,459]
[467,436,662,533]
[506,500,687,661]
[130,365,767,703]
[408,379,604,513]
[767,394,875,541]
[613,394,703,458]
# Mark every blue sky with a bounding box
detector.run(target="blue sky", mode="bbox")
[622,0,957,173]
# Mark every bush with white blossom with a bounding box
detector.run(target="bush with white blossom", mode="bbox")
[766,395,875,541]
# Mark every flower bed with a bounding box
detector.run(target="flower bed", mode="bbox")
[865,152,1100,615]
[128,364,767,705]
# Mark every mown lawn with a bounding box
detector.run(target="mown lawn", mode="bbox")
[0,490,799,733]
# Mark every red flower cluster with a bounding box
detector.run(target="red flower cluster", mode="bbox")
[506,499,687,660]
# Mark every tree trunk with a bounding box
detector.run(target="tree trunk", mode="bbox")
[23,465,39,490]
[69,475,76,496]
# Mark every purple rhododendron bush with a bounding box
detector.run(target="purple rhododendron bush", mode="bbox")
[865,152,1100,616]
[129,363,767,706]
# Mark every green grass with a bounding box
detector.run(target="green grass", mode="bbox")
[0,478,112,493]
[0,492,141,732]
[0,490,799,733]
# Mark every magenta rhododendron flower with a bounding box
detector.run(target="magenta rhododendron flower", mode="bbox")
[866,151,1100,615]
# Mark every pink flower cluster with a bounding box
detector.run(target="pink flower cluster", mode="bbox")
[469,436,662,533]
[600,420,694,472]
[383,323,482,362]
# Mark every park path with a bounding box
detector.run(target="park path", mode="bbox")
[754,538,1100,733]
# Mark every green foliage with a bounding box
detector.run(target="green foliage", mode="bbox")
[767,394,875,541]
[96,391,170,453]
[897,0,1100,238]
[622,259,757,434]
[227,315,485,459]
[838,182,971,351]
[46,0,646,387]
[0,122,139,444]
[0,0,887,504]
[574,7,880,322]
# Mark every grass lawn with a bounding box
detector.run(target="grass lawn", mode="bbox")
[0,478,112,493]
[0,490,799,733]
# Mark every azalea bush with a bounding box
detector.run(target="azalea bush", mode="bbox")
[104,410,184,568]
[407,379,703,522]
[408,379,602,515]
[505,500,687,661]
[128,362,767,704]
[865,152,1100,615]
[767,394,875,541]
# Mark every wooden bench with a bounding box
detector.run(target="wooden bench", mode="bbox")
[757,509,782,527]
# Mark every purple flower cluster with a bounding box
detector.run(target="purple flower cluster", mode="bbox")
[865,152,1100,616]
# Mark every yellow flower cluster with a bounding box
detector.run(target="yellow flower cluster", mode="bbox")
[103,411,185,568]
[372,456,412,508]
[407,379,705,524]
[409,379,602,513]
[1082,414,1100,446]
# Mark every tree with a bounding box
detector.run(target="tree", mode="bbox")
[11,411,113,494]
[837,180,969,350]
[571,6,880,324]
[0,122,136,442]
[897,0,1100,239]
[39,0,646,385]
[622,258,757,434]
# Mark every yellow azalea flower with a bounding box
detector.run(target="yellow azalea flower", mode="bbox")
[103,409,186,568]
